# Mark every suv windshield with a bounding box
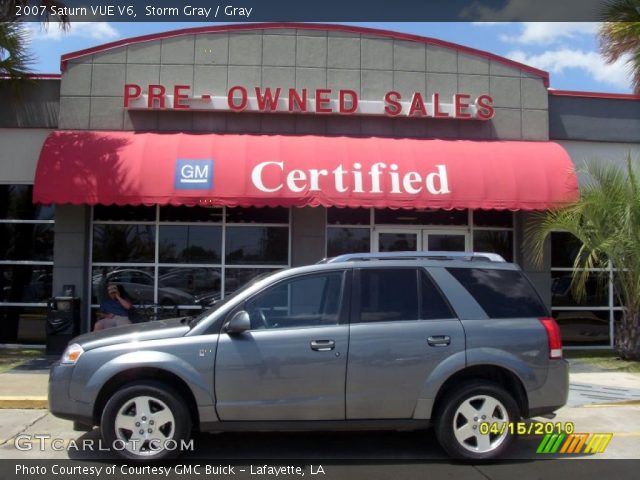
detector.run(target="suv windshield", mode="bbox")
[188,271,277,328]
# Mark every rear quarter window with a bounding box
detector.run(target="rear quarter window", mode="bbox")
[447,268,547,318]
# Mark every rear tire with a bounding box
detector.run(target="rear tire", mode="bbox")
[435,381,519,461]
[101,381,192,461]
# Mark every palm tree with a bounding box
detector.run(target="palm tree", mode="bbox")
[0,21,32,81]
[598,0,640,93]
[525,157,640,360]
[0,1,69,81]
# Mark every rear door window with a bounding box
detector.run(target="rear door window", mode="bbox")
[359,268,419,323]
[420,270,455,319]
[447,268,547,318]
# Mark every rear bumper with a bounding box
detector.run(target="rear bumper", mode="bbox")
[48,362,93,425]
[526,359,569,418]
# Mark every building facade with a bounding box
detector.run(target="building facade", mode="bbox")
[1,23,639,347]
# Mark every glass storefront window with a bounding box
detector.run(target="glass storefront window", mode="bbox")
[0,223,54,261]
[473,210,513,228]
[553,309,611,347]
[0,185,54,220]
[327,228,371,257]
[226,207,289,224]
[159,225,222,263]
[225,227,288,265]
[0,265,53,303]
[91,206,291,309]
[92,224,155,263]
[91,266,156,305]
[378,232,418,252]
[473,230,513,262]
[551,231,616,347]
[158,267,222,307]
[225,268,280,295]
[375,208,468,225]
[93,205,156,221]
[551,232,582,268]
[551,271,609,307]
[0,306,48,344]
[0,184,54,343]
[327,208,370,225]
[160,205,224,222]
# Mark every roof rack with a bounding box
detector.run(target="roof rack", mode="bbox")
[320,251,506,264]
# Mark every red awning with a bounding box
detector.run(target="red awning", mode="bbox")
[33,131,579,210]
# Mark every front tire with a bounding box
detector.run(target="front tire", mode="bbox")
[101,381,192,461]
[435,381,519,461]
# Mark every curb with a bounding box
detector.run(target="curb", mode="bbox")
[0,397,48,409]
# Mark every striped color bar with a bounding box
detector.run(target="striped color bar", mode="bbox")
[537,433,613,454]
[537,433,566,453]
[584,433,613,454]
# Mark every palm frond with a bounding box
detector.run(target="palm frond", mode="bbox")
[0,22,33,83]
[598,1,640,93]
[1,1,70,27]
[525,156,640,311]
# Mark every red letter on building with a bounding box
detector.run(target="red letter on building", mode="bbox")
[315,89,332,113]
[454,94,472,119]
[339,90,358,114]
[148,85,166,109]
[432,93,450,118]
[476,95,495,120]
[288,89,308,113]
[228,86,248,112]
[173,85,190,110]
[409,92,427,117]
[384,91,402,116]
[255,87,282,112]
[123,84,142,108]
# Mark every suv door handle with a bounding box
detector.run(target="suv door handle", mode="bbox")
[310,340,335,351]
[427,335,451,347]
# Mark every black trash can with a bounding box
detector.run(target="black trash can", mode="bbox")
[46,296,81,355]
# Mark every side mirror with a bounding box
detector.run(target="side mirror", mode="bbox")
[224,310,251,335]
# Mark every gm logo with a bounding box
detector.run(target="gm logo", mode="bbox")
[175,159,213,190]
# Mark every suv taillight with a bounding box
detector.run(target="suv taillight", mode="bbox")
[540,317,563,359]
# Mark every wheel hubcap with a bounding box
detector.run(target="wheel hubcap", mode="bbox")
[452,395,509,454]
[114,396,175,457]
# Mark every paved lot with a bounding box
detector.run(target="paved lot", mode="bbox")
[0,403,639,461]
[0,356,638,479]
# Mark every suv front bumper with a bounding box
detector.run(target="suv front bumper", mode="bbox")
[48,361,93,425]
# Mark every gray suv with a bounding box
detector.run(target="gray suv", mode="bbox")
[49,252,568,461]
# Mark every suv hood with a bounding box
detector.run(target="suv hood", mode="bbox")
[72,318,190,351]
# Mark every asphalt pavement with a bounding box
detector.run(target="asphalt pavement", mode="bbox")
[0,353,638,474]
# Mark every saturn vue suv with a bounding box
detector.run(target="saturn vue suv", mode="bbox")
[49,252,568,461]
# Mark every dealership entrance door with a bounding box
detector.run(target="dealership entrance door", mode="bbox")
[373,229,470,253]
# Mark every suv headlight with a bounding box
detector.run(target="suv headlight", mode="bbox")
[61,343,84,365]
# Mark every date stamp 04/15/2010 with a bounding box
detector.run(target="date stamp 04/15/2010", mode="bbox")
[479,421,575,436]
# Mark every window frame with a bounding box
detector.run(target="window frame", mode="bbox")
[550,231,619,349]
[89,205,292,332]
[325,208,516,263]
[0,184,55,309]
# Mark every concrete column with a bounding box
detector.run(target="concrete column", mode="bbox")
[52,205,91,332]
[516,211,552,308]
[290,207,326,267]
